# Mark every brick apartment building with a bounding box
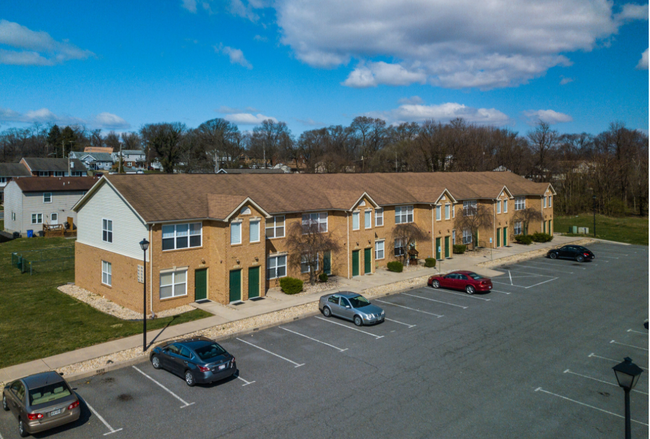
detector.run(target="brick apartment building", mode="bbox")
[72,172,554,315]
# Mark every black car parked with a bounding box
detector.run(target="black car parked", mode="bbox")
[150,337,237,386]
[547,245,595,262]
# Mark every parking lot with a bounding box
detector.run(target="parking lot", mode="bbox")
[1,242,647,438]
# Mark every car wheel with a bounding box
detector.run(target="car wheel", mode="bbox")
[465,285,475,295]
[19,418,28,437]
[576,255,584,262]
[185,370,195,387]
[354,315,363,327]
[151,355,161,370]
[550,252,557,259]
[323,307,332,317]
[431,280,440,289]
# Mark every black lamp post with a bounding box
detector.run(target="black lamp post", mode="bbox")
[613,357,643,439]
[139,238,149,351]
[592,195,597,238]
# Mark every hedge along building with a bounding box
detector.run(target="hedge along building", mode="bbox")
[72,172,554,314]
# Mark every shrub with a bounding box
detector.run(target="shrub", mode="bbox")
[531,232,553,243]
[515,234,533,245]
[387,261,404,272]
[318,272,328,282]
[424,257,436,268]
[453,244,466,254]
[280,277,303,295]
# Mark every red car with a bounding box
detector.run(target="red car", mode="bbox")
[428,271,493,295]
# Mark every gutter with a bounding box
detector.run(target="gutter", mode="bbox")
[347,212,350,279]
[149,224,154,317]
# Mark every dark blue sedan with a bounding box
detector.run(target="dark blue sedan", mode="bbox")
[150,337,237,386]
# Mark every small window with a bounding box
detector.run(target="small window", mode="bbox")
[394,238,406,257]
[375,208,384,227]
[543,197,547,208]
[160,270,187,299]
[364,210,372,229]
[463,201,477,215]
[375,240,385,260]
[302,212,328,233]
[102,219,113,243]
[266,216,285,239]
[445,204,450,220]
[436,205,441,221]
[231,221,242,245]
[462,229,472,245]
[102,261,112,286]
[38,171,49,177]
[497,200,501,214]
[267,255,287,279]
[503,199,508,213]
[395,206,413,224]
[162,223,202,250]
[328,295,338,304]
[43,192,52,203]
[250,220,260,243]
[300,254,319,273]
[514,221,522,235]
[31,213,43,224]
[515,197,525,211]
[50,213,58,223]
[452,229,456,245]
[352,211,360,230]
[240,206,251,215]
[548,196,552,207]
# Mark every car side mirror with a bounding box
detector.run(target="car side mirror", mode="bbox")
[345,305,351,309]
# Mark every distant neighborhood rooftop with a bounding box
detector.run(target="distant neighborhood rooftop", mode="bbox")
[0,163,31,177]
[21,157,88,172]
[13,176,101,192]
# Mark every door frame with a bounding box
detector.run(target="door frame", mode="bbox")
[229,269,242,302]
[352,250,360,277]
[248,266,260,299]
[444,236,450,258]
[364,248,372,275]
[435,237,442,260]
[496,228,501,248]
[194,268,208,301]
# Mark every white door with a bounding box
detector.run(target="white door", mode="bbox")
[50,213,58,225]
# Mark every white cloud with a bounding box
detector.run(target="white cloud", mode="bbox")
[181,0,197,12]
[214,44,252,69]
[366,103,511,126]
[223,113,277,124]
[0,20,93,66]
[637,48,649,69]
[94,113,131,129]
[0,107,129,128]
[216,106,259,114]
[398,96,423,105]
[560,77,574,85]
[276,0,647,89]
[523,109,573,125]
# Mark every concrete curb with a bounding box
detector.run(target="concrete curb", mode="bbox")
[477,238,597,268]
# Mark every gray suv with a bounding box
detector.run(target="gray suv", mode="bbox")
[319,292,385,326]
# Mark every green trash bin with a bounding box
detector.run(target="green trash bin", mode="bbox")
[569,226,578,234]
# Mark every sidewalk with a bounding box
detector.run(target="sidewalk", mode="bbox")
[0,235,594,384]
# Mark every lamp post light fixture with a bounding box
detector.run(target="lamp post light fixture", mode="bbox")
[612,357,643,439]
[139,238,149,352]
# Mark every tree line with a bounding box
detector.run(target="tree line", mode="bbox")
[0,117,647,216]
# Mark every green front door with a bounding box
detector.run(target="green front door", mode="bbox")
[248,266,259,299]
[503,227,508,246]
[543,221,546,233]
[364,248,372,274]
[444,236,450,258]
[352,250,360,277]
[324,251,331,275]
[496,228,501,248]
[436,237,442,260]
[229,269,241,302]
[195,269,207,301]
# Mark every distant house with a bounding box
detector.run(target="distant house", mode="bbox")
[0,163,32,203]
[20,157,88,177]
[111,150,146,168]
[69,152,114,171]
[3,176,100,236]
[216,168,286,174]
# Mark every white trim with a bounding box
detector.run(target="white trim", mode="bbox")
[162,222,202,250]
[102,260,112,286]
[267,254,287,279]
[445,203,451,220]
[435,205,442,221]
[31,213,43,224]
[43,192,52,203]
[503,199,508,213]
[375,239,385,260]
[265,215,285,239]
[434,188,458,204]
[349,192,380,210]
[395,205,414,224]
[302,212,328,233]
[249,219,260,243]
[364,209,372,229]
[159,269,188,299]
[102,218,113,243]
[230,221,242,245]
[352,211,360,230]
[223,197,272,221]
[375,208,384,227]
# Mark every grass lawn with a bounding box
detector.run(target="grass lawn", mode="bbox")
[0,237,212,369]
[554,214,648,246]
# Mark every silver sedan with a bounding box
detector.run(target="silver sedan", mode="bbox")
[319,292,385,326]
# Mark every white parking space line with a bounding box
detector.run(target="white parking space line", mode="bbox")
[402,293,468,309]
[236,375,256,386]
[492,281,527,289]
[423,289,491,301]
[375,299,445,317]
[499,269,554,277]
[132,366,195,408]
[563,369,648,395]
[588,353,648,370]
[525,277,559,289]
[610,340,648,351]
[385,317,416,328]
[532,260,587,270]
[490,290,512,295]
[509,270,513,285]
[515,264,575,274]
[84,400,123,436]
[237,338,305,367]
[314,317,384,339]
[534,387,648,426]
[628,328,648,335]
[279,326,349,352]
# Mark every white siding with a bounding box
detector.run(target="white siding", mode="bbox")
[22,191,84,231]
[77,182,149,261]
[3,182,22,233]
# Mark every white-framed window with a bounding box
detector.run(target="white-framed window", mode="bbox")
[463,200,477,215]
[543,197,547,208]
[436,205,441,221]
[445,204,450,220]
[462,229,472,245]
[452,205,455,218]
[11,212,16,221]
[54,171,64,177]
[38,171,49,177]
[375,240,385,260]
[31,213,43,224]
[364,210,372,229]
[352,211,360,230]
[249,220,260,243]
[302,212,328,233]
[394,238,406,257]
[102,219,113,243]
[50,213,58,223]
[375,208,384,227]
[230,221,242,245]
[160,269,187,299]
[395,206,414,224]
[503,199,508,213]
[497,200,501,214]
[548,196,552,207]
[102,261,112,286]
[0,177,7,185]
[162,223,202,250]
[515,197,525,210]
[514,221,522,235]
[43,192,52,203]
[452,229,456,245]
[266,215,285,239]
[267,254,287,279]
[300,254,319,273]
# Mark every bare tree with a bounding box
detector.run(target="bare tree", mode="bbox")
[453,204,493,249]
[286,220,341,285]
[527,121,560,181]
[196,118,242,172]
[391,223,429,264]
[140,123,186,173]
[512,207,543,236]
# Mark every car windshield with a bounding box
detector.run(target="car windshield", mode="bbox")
[348,295,371,308]
[194,343,226,360]
[467,273,484,280]
[29,383,71,405]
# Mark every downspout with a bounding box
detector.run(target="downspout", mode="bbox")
[149,224,154,317]
[493,200,497,248]
[347,212,350,279]
[430,204,434,258]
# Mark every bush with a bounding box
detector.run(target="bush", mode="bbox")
[318,272,328,282]
[280,277,303,295]
[453,244,466,254]
[387,261,404,272]
[531,232,553,243]
[424,257,436,268]
[515,234,533,245]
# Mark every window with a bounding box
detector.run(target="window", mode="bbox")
[375,240,385,260]
[230,221,242,245]
[452,205,455,218]
[240,206,251,215]
[452,229,456,245]
[497,200,501,214]
[38,171,49,177]
[300,254,318,273]
[436,205,441,221]
[0,177,6,185]
[160,269,187,299]
[50,213,58,223]
[462,229,472,245]
[267,255,287,279]
[543,197,547,208]
[54,171,64,177]
[352,211,360,230]
[31,213,43,224]
[43,192,52,203]
[302,212,328,233]
[503,199,508,213]
[515,197,525,210]
[375,208,384,227]
[11,212,16,221]
[394,238,406,257]
[102,261,112,286]
[266,216,285,238]
[548,196,552,207]
[463,200,477,215]
[162,223,202,250]
[102,219,113,242]
[364,210,372,229]
[395,206,413,224]
[445,204,450,220]
[514,221,522,235]
[250,220,260,243]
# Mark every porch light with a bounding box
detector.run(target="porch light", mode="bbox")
[139,239,149,251]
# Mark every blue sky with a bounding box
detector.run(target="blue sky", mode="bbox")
[0,0,648,137]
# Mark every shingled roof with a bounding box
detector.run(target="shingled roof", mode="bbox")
[80,172,551,223]
[21,157,88,172]
[0,163,31,177]
[13,176,101,192]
